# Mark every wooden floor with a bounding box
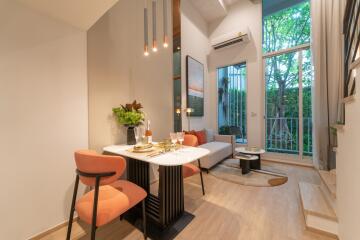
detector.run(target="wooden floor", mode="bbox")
[40,162,336,240]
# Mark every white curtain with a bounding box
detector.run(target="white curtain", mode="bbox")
[311,0,346,170]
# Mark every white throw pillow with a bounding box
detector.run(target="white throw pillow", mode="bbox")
[205,129,215,143]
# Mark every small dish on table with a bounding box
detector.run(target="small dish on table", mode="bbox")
[131,143,155,153]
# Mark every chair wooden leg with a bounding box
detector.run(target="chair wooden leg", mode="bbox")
[66,175,79,240]
[91,177,100,240]
[198,160,205,195]
[142,200,147,239]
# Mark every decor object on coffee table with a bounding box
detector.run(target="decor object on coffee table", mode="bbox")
[186,56,204,116]
[113,100,145,145]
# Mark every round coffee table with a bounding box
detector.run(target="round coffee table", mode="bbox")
[234,154,259,174]
[235,147,265,171]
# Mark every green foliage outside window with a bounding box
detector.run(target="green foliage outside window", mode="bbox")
[263,1,313,155]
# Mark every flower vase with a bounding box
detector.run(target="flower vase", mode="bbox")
[127,126,136,145]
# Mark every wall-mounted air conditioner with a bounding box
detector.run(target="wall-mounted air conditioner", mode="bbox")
[211,29,251,50]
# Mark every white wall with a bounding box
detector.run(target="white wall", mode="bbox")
[208,0,263,147]
[88,0,173,151]
[87,1,133,152]
[181,0,212,131]
[337,73,360,240]
[181,0,263,148]
[0,1,88,239]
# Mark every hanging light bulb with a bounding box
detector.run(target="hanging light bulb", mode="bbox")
[152,0,158,52]
[144,46,149,56]
[144,0,149,56]
[163,41,168,48]
[163,0,168,48]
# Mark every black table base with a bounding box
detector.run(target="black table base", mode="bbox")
[240,159,251,174]
[124,208,194,240]
[238,153,261,175]
[250,154,261,170]
[126,158,194,239]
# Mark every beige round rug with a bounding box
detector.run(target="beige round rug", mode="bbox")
[210,159,288,187]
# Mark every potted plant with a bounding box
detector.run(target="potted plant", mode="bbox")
[113,100,145,145]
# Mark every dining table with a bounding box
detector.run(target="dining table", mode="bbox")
[103,144,210,240]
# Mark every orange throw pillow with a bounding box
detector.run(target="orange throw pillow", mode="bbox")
[184,130,196,136]
[195,130,207,145]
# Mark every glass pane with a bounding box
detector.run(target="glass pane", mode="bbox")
[266,52,299,154]
[218,63,247,144]
[263,0,311,53]
[173,49,182,132]
[302,49,313,156]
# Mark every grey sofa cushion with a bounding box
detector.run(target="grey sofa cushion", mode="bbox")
[205,129,215,142]
[198,141,233,169]
[200,141,230,153]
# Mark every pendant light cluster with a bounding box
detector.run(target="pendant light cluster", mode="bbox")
[144,0,169,57]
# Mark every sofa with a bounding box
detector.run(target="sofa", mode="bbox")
[194,130,235,172]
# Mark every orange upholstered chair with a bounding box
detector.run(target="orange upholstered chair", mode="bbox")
[66,150,147,240]
[183,134,205,195]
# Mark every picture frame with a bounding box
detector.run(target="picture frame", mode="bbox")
[186,55,204,117]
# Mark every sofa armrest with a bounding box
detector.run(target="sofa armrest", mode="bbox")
[214,134,236,156]
[214,134,234,143]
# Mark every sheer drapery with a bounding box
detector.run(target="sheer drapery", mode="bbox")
[311,0,346,170]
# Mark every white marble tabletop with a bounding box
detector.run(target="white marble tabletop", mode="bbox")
[103,144,210,166]
[235,147,265,155]
[234,154,259,161]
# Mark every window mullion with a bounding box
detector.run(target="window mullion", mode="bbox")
[298,50,304,160]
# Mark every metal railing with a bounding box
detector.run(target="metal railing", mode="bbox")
[266,117,313,155]
[218,64,247,144]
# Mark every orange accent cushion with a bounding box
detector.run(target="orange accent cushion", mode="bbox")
[183,134,199,147]
[75,185,130,227]
[195,130,207,145]
[183,163,201,178]
[184,130,196,136]
[110,180,147,208]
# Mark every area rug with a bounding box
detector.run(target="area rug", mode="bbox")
[209,159,288,187]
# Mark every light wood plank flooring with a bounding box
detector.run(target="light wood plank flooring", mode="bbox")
[39,162,335,240]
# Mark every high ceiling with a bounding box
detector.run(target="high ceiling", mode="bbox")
[190,0,228,23]
[191,0,259,23]
[223,0,241,7]
[14,0,119,30]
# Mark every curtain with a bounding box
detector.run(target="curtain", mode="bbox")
[311,0,346,170]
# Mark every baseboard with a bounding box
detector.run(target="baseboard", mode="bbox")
[28,216,79,240]
[262,158,314,168]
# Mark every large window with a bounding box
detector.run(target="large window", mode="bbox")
[263,0,311,53]
[217,63,247,144]
[263,0,313,158]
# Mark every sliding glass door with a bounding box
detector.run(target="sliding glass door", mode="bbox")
[265,52,300,154]
[263,0,313,159]
[265,49,313,157]
[217,63,247,144]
